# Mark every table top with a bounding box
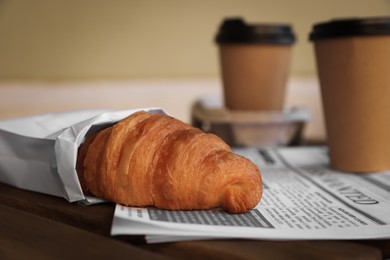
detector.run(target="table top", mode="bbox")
[0,182,388,260]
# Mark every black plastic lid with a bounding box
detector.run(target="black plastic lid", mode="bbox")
[309,17,390,41]
[215,18,296,45]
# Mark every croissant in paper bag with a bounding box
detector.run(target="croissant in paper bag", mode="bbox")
[76,111,262,213]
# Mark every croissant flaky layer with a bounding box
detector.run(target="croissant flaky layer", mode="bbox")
[76,111,262,213]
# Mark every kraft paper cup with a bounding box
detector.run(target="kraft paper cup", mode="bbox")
[215,18,296,111]
[310,17,390,172]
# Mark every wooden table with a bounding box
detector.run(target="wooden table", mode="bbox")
[0,182,388,259]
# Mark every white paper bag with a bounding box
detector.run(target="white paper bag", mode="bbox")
[0,108,165,203]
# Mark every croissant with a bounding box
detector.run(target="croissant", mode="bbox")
[76,111,262,213]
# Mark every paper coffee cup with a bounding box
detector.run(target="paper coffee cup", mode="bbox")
[215,18,296,111]
[310,17,390,172]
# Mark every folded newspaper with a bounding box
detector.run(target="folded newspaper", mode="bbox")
[111,146,390,243]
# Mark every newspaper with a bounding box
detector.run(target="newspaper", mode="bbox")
[111,146,390,243]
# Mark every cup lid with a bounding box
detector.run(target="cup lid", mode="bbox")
[215,18,296,45]
[309,17,390,41]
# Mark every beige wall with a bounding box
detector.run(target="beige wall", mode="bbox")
[0,0,389,80]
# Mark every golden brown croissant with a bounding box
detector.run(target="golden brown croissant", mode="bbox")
[76,111,262,213]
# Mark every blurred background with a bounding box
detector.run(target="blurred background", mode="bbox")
[0,0,389,141]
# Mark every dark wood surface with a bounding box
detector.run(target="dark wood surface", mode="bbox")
[0,182,388,259]
[0,204,167,260]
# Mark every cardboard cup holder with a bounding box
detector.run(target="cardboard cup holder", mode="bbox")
[191,96,311,147]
